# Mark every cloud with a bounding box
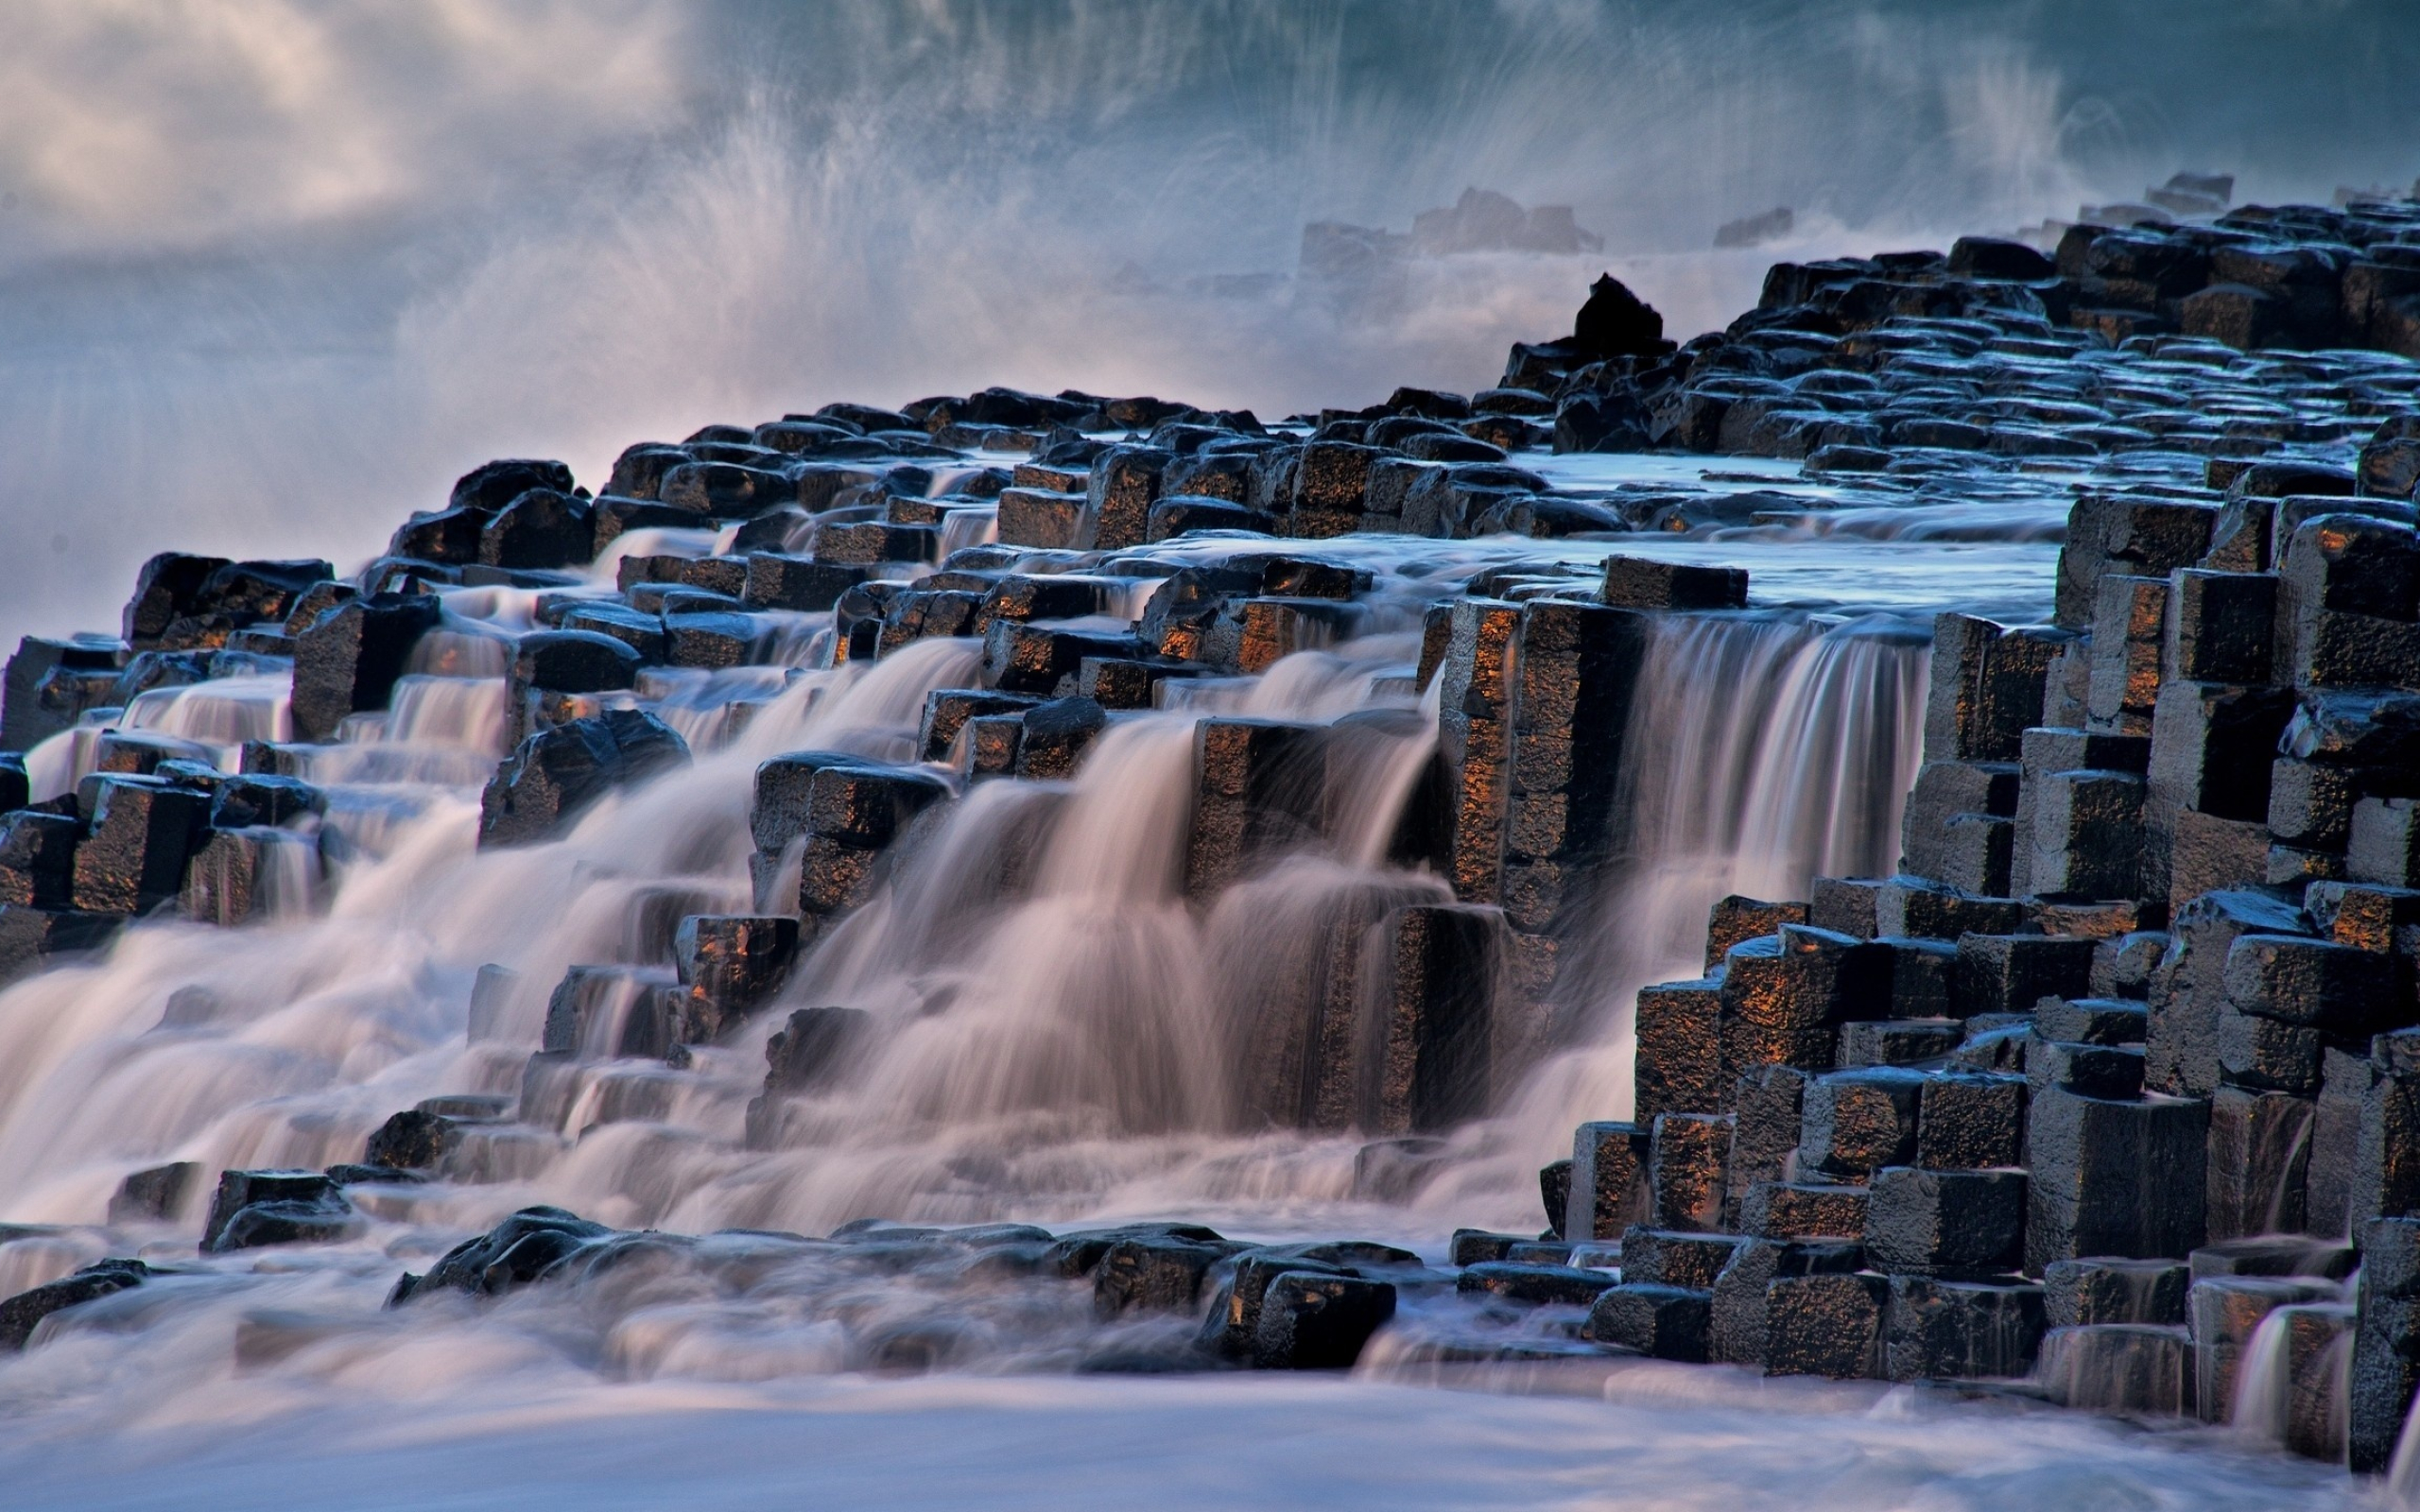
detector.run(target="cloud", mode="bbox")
[0,0,691,259]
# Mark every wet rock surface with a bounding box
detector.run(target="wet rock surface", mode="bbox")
[0,1260,152,1350]
[201,1170,356,1254]
[0,189,2416,1488]
[478,710,693,849]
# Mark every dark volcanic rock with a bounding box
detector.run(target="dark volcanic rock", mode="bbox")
[0,1260,151,1349]
[1455,1261,1619,1307]
[478,711,692,849]
[2,634,124,751]
[752,752,950,854]
[1583,1282,1713,1361]
[672,914,800,1042]
[763,1006,871,1095]
[393,1206,617,1303]
[110,1161,199,1223]
[290,593,445,743]
[201,1169,354,1253]
[1197,1241,1419,1361]
[453,459,576,514]
[121,553,230,648]
[1094,1234,1246,1317]
[70,776,209,915]
[1014,696,1110,781]
[1570,274,1671,361]
[0,811,78,909]
[26,180,2420,1435]
[512,630,641,697]
[0,904,123,984]
[1252,1271,1396,1369]
[363,1109,464,1172]
[480,490,596,570]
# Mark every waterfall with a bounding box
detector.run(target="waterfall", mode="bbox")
[2034,1326,2194,1416]
[0,636,970,1220]
[1597,611,1926,973]
[0,590,1931,1247]
[0,617,1445,1227]
[0,549,2088,1512]
[2233,1309,2296,1444]
[24,674,294,802]
[1404,610,1931,1216]
[2390,1386,2420,1507]
[0,594,1933,1246]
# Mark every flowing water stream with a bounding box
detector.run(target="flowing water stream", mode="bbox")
[0,509,2369,1505]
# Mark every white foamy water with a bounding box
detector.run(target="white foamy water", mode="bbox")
[3,414,2377,1505]
[0,442,2262,1506]
[0,1366,2369,1512]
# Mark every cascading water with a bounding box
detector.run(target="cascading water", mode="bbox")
[1577,610,1929,1025]
[2236,1307,2301,1446]
[0,554,1935,1233]
[0,516,2379,1509]
[1426,610,1931,1204]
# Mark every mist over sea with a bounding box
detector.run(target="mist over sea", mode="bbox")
[2,0,2414,658]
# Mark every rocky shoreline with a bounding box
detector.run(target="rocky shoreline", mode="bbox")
[6,189,2420,1479]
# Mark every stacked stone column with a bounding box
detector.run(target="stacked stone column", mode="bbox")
[1554,475,2420,1463]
